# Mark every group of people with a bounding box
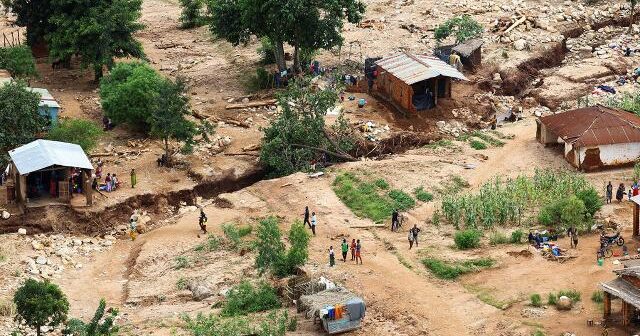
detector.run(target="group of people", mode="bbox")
[606,181,640,203]
[93,169,137,192]
[392,209,421,249]
[329,238,363,267]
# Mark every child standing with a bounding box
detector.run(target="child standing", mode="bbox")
[341,239,348,262]
[355,240,362,265]
[350,239,356,261]
[329,246,335,267]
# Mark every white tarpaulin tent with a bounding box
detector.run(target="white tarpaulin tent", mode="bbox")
[8,139,93,175]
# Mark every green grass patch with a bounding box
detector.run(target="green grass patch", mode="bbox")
[176,277,189,290]
[489,231,509,246]
[511,229,525,244]
[333,172,415,223]
[489,130,515,140]
[469,139,488,150]
[530,293,542,307]
[547,293,557,305]
[422,257,495,280]
[472,131,505,147]
[454,229,482,250]
[414,186,434,202]
[591,290,604,303]
[533,330,545,336]
[456,133,472,141]
[221,281,281,317]
[465,284,520,310]
[522,321,544,328]
[393,251,413,270]
[424,139,458,150]
[374,178,389,189]
[557,289,581,302]
[173,256,190,269]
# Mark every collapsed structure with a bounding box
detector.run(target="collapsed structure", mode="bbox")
[2,140,94,211]
[600,262,640,328]
[434,38,484,71]
[536,105,640,171]
[373,52,467,113]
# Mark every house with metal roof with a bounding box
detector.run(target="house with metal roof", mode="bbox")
[536,105,640,171]
[434,38,484,71]
[373,52,467,114]
[600,263,640,329]
[2,140,94,210]
[28,88,60,127]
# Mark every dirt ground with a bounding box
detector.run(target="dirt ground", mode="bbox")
[2,0,640,335]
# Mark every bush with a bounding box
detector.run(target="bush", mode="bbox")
[243,67,273,92]
[510,229,525,244]
[530,293,542,307]
[0,45,38,78]
[47,119,103,152]
[223,223,242,249]
[489,231,509,246]
[176,277,189,290]
[221,281,281,317]
[414,186,434,202]
[255,218,309,278]
[547,293,557,305]
[591,290,604,304]
[557,289,581,302]
[434,15,483,44]
[374,178,389,189]
[173,256,190,269]
[257,37,276,65]
[576,187,603,218]
[273,220,310,277]
[63,299,119,336]
[470,139,487,150]
[179,0,205,29]
[388,189,416,210]
[454,229,482,250]
[422,257,494,280]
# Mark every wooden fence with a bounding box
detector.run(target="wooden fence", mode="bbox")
[2,29,23,48]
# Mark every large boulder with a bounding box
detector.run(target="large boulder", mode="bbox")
[188,281,213,301]
[557,296,573,310]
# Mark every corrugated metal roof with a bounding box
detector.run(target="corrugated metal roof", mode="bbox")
[452,38,484,57]
[538,105,640,147]
[8,139,93,175]
[375,52,468,85]
[601,277,640,309]
[28,88,61,109]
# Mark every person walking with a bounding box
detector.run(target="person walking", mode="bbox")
[329,246,335,267]
[129,218,137,241]
[130,169,137,188]
[105,173,112,192]
[409,225,421,249]
[355,240,362,265]
[341,239,348,262]
[606,182,613,204]
[616,183,625,202]
[310,212,317,236]
[199,208,208,234]
[571,228,579,248]
[303,206,311,228]
[567,226,575,248]
[350,239,356,261]
[391,209,399,232]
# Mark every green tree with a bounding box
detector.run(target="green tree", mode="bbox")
[273,220,310,277]
[560,196,587,229]
[259,79,356,177]
[63,299,119,336]
[255,217,284,274]
[100,62,165,130]
[148,78,198,162]
[0,81,44,165]
[180,0,205,29]
[13,279,69,336]
[0,46,38,79]
[11,0,56,46]
[434,15,483,44]
[48,0,145,81]
[47,119,104,152]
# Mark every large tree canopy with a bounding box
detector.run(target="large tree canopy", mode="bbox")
[11,0,56,46]
[207,0,365,72]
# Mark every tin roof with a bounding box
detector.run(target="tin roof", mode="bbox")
[538,105,640,147]
[375,52,468,85]
[8,139,93,175]
[28,88,61,109]
[452,38,484,57]
[601,277,640,309]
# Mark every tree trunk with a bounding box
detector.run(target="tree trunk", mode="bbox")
[273,40,286,73]
[631,3,636,33]
[164,138,171,167]
[293,45,301,74]
[36,325,41,336]
[94,64,103,82]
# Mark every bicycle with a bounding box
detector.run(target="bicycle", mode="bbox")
[597,243,613,260]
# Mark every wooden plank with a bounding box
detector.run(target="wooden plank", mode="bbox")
[225,99,277,110]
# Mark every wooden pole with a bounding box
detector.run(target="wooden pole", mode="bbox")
[604,292,611,318]
[634,203,639,237]
[622,300,630,326]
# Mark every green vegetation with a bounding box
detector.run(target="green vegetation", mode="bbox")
[434,15,483,44]
[173,256,190,269]
[14,279,69,336]
[465,284,520,310]
[530,293,542,307]
[374,178,389,189]
[489,231,509,246]
[333,172,416,223]
[242,67,273,92]
[547,293,557,306]
[257,37,276,65]
[47,119,103,152]
[0,80,44,166]
[414,186,434,202]
[471,131,505,147]
[441,169,600,230]
[176,277,189,290]
[510,229,525,244]
[469,139,488,150]
[222,223,252,250]
[63,299,119,336]
[259,80,356,177]
[591,290,604,304]
[424,139,458,150]
[0,45,38,79]
[454,229,482,250]
[182,310,293,336]
[392,251,413,270]
[422,257,494,280]
[255,217,310,277]
[179,0,205,29]
[557,289,581,303]
[221,281,281,317]
[533,330,545,336]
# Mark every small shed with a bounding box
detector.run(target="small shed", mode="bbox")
[374,52,467,113]
[298,287,366,334]
[537,105,640,171]
[28,88,60,127]
[434,38,484,70]
[600,266,640,328]
[3,140,93,210]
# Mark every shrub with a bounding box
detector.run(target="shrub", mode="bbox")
[530,293,542,307]
[557,289,581,302]
[243,67,273,92]
[422,257,494,280]
[255,217,285,274]
[434,15,483,44]
[414,186,434,202]
[0,45,38,78]
[273,220,310,277]
[176,277,189,290]
[591,290,604,304]
[223,223,242,249]
[576,187,603,218]
[47,119,104,152]
[533,330,545,336]
[257,37,276,65]
[221,281,281,317]
[63,299,119,336]
[547,293,557,305]
[238,225,252,237]
[454,229,482,250]
[510,229,525,244]
[374,178,389,189]
[470,139,487,150]
[489,231,509,245]
[14,279,69,336]
[179,0,205,29]
[432,210,441,226]
[173,256,190,269]
[388,189,416,210]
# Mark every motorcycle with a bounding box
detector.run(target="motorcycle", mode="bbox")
[600,231,625,247]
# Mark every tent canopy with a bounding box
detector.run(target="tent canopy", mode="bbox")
[8,139,93,175]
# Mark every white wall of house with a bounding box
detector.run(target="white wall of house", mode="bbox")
[576,142,640,166]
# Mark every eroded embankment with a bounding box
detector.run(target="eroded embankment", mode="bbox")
[0,167,266,235]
